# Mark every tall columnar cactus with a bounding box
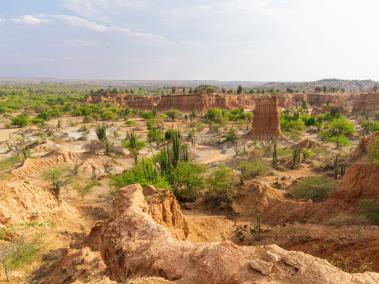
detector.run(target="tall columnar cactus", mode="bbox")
[157,130,190,175]
[340,164,346,177]
[272,140,279,170]
[252,213,262,241]
[292,145,301,169]
[172,132,181,167]
[334,154,340,179]
[142,159,158,183]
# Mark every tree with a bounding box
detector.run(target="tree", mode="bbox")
[237,85,243,94]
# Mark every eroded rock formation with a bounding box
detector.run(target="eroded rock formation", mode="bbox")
[86,184,379,284]
[352,93,379,114]
[249,97,282,141]
[86,92,362,114]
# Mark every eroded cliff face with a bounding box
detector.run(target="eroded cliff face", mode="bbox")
[86,92,362,113]
[86,184,379,284]
[352,93,379,114]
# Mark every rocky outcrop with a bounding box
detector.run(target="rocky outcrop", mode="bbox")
[249,97,282,141]
[335,134,379,204]
[89,184,379,283]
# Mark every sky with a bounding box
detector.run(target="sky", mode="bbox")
[1,0,379,81]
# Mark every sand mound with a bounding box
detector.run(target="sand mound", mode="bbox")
[81,184,379,283]
[0,179,76,226]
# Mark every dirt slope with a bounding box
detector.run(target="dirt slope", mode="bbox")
[79,184,379,284]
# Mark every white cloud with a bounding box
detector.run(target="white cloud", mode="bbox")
[11,15,49,25]
[62,0,147,20]
[54,15,168,42]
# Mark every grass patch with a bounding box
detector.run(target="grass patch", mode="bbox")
[73,180,99,199]
[290,176,336,202]
[368,137,379,163]
[239,159,268,182]
[359,199,379,224]
[0,237,44,281]
[0,155,22,174]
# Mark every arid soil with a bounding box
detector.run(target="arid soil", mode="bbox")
[0,101,379,283]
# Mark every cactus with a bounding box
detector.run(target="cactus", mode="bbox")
[334,154,340,179]
[157,130,190,175]
[272,140,279,170]
[340,164,346,177]
[291,145,301,169]
[52,172,64,202]
[252,213,262,241]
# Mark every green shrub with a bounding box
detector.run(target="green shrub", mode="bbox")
[148,127,164,145]
[302,148,315,160]
[165,109,182,121]
[224,128,237,142]
[110,159,170,195]
[74,180,98,199]
[204,108,228,125]
[206,165,237,209]
[361,120,379,133]
[290,176,336,202]
[359,199,379,224]
[0,237,42,281]
[139,110,157,120]
[164,129,181,141]
[11,114,29,127]
[368,137,379,163]
[169,161,205,202]
[239,159,268,182]
[122,131,146,164]
[125,120,136,127]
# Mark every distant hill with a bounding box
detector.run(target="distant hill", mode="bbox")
[0,78,377,92]
[261,79,378,93]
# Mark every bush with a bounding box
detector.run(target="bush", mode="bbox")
[224,128,237,142]
[11,114,29,127]
[320,117,355,147]
[165,109,182,121]
[321,117,354,138]
[290,176,336,202]
[148,127,164,145]
[125,120,136,127]
[164,129,181,141]
[204,108,228,125]
[110,159,170,195]
[206,165,237,209]
[169,161,205,202]
[359,199,379,224]
[239,159,268,182]
[140,110,157,120]
[368,137,379,163]
[0,237,42,281]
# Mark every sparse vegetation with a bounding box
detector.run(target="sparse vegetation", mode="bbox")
[290,176,336,202]
[239,159,268,184]
[205,165,237,209]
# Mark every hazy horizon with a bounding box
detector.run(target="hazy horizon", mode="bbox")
[1,1,379,81]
